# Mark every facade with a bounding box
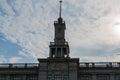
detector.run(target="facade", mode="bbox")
[1,1,120,80]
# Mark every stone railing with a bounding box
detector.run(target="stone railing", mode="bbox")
[0,63,39,68]
[50,42,68,45]
[80,62,120,67]
[54,21,65,24]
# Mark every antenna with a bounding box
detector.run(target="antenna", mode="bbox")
[59,0,62,18]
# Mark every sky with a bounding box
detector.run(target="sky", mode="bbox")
[0,0,120,63]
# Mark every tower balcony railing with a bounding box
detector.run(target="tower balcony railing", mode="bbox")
[80,62,120,68]
[50,42,68,45]
[0,63,39,68]
[54,21,65,24]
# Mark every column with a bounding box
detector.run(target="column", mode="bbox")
[55,48,57,57]
[61,48,64,57]
[66,47,69,57]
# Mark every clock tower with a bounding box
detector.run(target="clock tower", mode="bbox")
[49,0,70,58]
[38,1,79,80]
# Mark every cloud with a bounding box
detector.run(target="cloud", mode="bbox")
[80,54,120,62]
[0,0,52,59]
[0,55,7,63]
[67,0,120,47]
[0,0,120,62]
[9,57,22,63]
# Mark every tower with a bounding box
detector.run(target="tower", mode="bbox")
[38,1,79,80]
[49,0,70,58]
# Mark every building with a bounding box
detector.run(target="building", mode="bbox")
[0,1,120,80]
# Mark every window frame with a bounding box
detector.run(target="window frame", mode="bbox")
[10,75,22,80]
[0,75,5,80]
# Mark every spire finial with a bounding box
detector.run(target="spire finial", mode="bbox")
[58,0,63,23]
[59,0,62,18]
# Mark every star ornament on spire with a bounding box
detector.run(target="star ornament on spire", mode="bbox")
[60,0,62,3]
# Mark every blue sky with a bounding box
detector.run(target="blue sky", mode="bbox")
[0,0,120,63]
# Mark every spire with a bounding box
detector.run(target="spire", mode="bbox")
[58,0,63,23]
[59,0,62,18]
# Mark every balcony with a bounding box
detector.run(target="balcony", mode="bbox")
[50,42,68,45]
[54,21,65,24]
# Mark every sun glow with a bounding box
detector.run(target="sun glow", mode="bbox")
[113,16,120,35]
[114,23,120,35]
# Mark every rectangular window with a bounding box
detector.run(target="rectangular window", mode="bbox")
[0,75,5,80]
[80,77,89,80]
[11,75,22,80]
[116,75,120,80]
[48,74,68,80]
[80,75,90,80]
[98,75,108,80]
[54,75,61,80]
[57,48,61,57]
[27,75,38,80]
[48,75,54,80]
[63,75,68,80]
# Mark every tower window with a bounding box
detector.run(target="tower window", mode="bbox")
[51,48,55,55]
[57,48,61,57]
[63,48,67,54]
